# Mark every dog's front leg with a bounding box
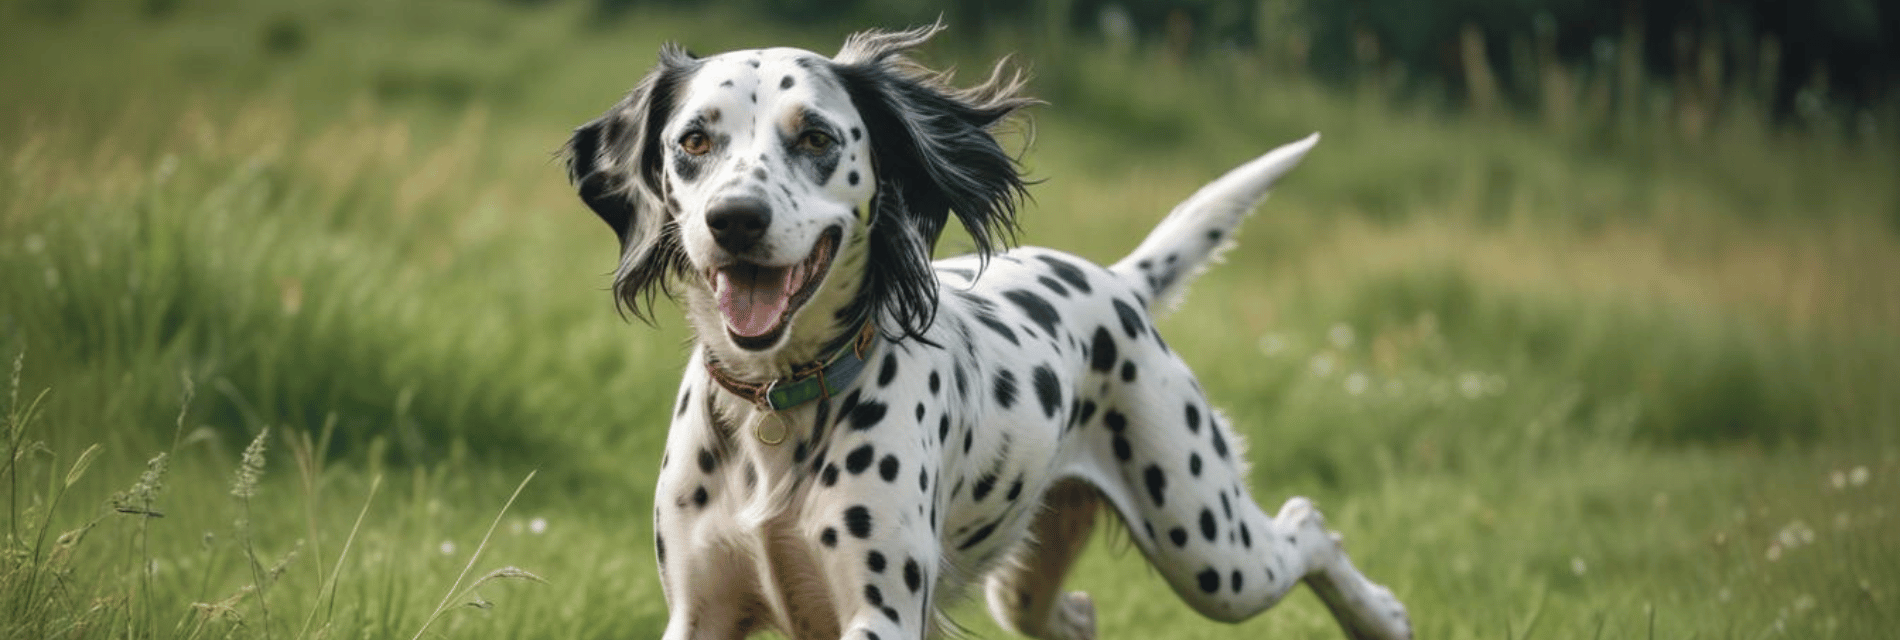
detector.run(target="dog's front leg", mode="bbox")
[802,434,941,639]
[654,376,767,640]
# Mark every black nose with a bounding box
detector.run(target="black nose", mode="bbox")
[706,198,772,253]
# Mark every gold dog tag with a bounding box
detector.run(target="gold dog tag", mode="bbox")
[753,411,788,446]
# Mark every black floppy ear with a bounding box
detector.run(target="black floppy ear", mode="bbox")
[562,44,699,321]
[832,23,1036,256]
[830,24,1037,340]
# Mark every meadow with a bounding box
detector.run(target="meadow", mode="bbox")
[2,0,1896,638]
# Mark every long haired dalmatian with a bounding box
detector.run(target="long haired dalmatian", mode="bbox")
[563,24,1410,640]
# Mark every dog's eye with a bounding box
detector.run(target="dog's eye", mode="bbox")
[796,131,835,154]
[679,131,712,156]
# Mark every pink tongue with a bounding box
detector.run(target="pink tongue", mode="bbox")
[717,265,794,337]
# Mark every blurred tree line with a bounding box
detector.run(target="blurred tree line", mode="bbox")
[582,0,1898,132]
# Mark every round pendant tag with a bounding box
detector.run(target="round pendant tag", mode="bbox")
[754,412,788,445]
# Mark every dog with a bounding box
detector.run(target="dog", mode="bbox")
[563,23,1411,640]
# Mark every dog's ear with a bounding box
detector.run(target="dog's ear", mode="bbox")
[833,23,1035,254]
[564,44,699,321]
[831,23,1038,338]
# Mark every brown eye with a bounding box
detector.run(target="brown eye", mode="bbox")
[797,130,834,153]
[679,131,711,156]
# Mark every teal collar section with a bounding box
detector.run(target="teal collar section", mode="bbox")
[705,324,878,412]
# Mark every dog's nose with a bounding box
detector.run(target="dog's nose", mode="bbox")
[706,198,772,254]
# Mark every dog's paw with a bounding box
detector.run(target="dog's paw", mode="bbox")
[1048,591,1097,640]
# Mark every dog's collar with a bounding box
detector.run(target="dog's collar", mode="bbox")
[704,322,878,424]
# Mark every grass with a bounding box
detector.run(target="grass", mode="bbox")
[2,0,1896,637]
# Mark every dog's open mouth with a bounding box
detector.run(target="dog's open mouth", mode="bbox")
[711,226,841,348]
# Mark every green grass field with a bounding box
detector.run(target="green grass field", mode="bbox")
[3,0,1896,637]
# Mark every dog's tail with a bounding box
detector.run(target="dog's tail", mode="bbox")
[1109,133,1318,315]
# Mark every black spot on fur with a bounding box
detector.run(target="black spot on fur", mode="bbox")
[1169,527,1188,547]
[846,444,875,474]
[780,75,795,89]
[1089,327,1117,373]
[1113,299,1144,338]
[1037,276,1069,297]
[1143,465,1166,507]
[914,402,925,421]
[850,400,888,431]
[993,369,1017,409]
[1212,426,1230,459]
[904,558,922,592]
[928,371,941,394]
[820,527,838,547]
[1031,365,1061,418]
[698,448,716,473]
[1034,255,1092,294]
[877,353,898,387]
[958,521,998,550]
[1240,523,1252,548]
[972,472,998,501]
[848,170,860,186]
[844,506,873,538]
[1002,289,1062,336]
[676,390,692,417]
[1076,400,1097,426]
[1104,409,1127,432]
[1189,452,1203,476]
[1005,476,1023,501]
[938,414,951,441]
[867,550,886,573]
[822,464,840,487]
[1231,570,1244,593]
[850,126,862,141]
[975,313,1019,345]
[1112,436,1132,462]
[1121,361,1137,382]
[1198,568,1220,593]
[1185,404,1201,433]
[1200,508,1217,541]
[692,486,708,507]
[879,455,900,482]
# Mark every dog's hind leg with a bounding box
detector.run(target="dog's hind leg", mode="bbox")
[1075,336,1411,639]
[984,479,1101,640]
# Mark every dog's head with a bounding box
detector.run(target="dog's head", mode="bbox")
[566,24,1032,362]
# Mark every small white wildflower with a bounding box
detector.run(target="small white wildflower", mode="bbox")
[1343,372,1369,396]
[23,234,45,254]
[1717,587,1732,603]
[1831,470,1847,489]
[1327,323,1355,349]
[1257,334,1286,357]
[1309,353,1335,378]
[439,540,457,556]
[528,517,548,535]
[1766,543,1782,561]
[1848,465,1870,487]
[1569,556,1587,576]
[1777,519,1815,548]
[1457,372,1485,399]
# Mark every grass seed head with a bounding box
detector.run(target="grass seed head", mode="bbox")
[232,426,270,499]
